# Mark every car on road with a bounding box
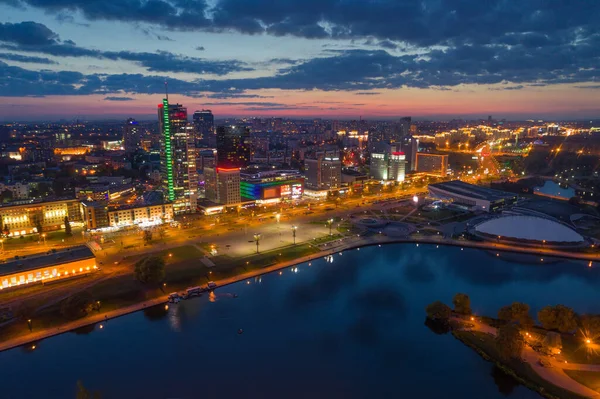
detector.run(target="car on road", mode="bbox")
[207,281,217,289]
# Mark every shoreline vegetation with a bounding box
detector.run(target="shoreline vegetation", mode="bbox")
[426,294,600,399]
[0,237,599,354]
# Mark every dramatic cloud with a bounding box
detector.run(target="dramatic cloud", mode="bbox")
[0,21,58,45]
[104,96,135,101]
[4,0,599,48]
[0,52,56,64]
[0,22,252,76]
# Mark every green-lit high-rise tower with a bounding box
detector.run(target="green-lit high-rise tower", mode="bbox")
[158,97,198,213]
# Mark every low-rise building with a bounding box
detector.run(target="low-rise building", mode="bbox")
[107,203,174,228]
[415,153,448,176]
[428,180,517,212]
[0,198,82,236]
[0,245,97,290]
[240,169,303,202]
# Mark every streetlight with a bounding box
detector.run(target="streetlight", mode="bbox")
[27,319,32,332]
[276,213,281,223]
[253,233,261,254]
[327,219,334,236]
[41,233,47,247]
[0,238,3,252]
[292,225,297,245]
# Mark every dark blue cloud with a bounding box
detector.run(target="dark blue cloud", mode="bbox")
[104,96,135,101]
[4,0,599,49]
[0,52,56,64]
[0,21,58,45]
[0,22,252,75]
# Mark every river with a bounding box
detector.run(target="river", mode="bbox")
[1,244,599,398]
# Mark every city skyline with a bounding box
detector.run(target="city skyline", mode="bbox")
[1,1,599,120]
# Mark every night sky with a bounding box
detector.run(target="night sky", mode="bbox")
[0,0,599,120]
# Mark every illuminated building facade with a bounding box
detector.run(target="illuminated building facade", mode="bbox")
[415,153,448,176]
[0,246,97,291]
[305,151,342,190]
[0,199,82,236]
[240,170,304,202]
[107,203,174,228]
[158,100,198,213]
[204,167,241,205]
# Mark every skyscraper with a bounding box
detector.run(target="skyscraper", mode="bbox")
[123,118,141,154]
[158,99,198,213]
[216,125,251,168]
[193,110,214,145]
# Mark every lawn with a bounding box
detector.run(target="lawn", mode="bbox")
[453,330,587,399]
[564,370,600,393]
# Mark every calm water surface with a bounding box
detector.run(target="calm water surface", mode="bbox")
[1,244,599,399]
[535,180,575,199]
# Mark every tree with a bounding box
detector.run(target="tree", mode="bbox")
[2,223,9,237]
[143,229,152,245]
[426,301,452,320]
[134,256,165,284]
[452,293,472,315]
[496,324,525,361]
[33,215,43,234]
[64,216,72,236]
[498,302,534,329]
[0,189,13,203]
[61,291,94,320]
[537,305,578,333]
[76,381,101,399]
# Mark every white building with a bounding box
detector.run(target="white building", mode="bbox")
[108,203,174,227]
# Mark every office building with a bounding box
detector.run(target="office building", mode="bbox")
[415,153,448,176]
[0,246,97,291]
[216,125,251,168]
[370,152,389,181]
[123,118,141,153]
[389,152,406,182]
[369,143,406,182]
[428,180,518,212]
[158,99,198,214]
[193,110,214,145]
[80,201,109,230]
[402,136,419,171]
[204,167,241,205]
[305,151,342,190]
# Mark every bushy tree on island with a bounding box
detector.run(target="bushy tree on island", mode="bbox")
[61,291,94,320]
[76,380,101,399]
[134,256,165,284]
[452,293,472,315]
[426,301,452,321]
[538,305,578,333]
[498,302,534,329]
[496,324,525,361]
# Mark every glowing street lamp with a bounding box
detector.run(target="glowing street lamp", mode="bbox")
[41,233,47,246]
[327,219,334,236]
[253,233,261,254]
[412,196,419,206]
[292,225,297,245]
[276,213,281,223]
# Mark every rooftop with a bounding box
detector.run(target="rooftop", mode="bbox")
[429,180,517,202]
[0,245,95,277]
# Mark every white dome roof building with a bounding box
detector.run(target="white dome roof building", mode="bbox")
[474,215,585,244]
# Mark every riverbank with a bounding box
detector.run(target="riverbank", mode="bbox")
[1,235,597,353]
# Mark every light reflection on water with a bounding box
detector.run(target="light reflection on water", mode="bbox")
[0,243,598,399]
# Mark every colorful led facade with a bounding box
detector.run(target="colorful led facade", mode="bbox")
[161,99,175,201]
[240,178,304,201]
